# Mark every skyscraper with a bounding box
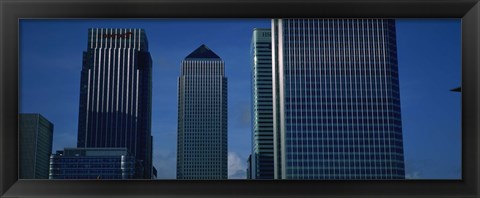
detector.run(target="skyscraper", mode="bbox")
[250,28,274,179]
[177,44,228,179]
[77,28,153,179]
[272,19,405,179]
[19,113,54,179]
[49,148,135,179]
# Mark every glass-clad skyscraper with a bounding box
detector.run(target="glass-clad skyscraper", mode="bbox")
[250,28,274,179]
[177,44,228,179]
[49,148,135,179]
[77,28,153,179]
[19,113,54,179]
[272,19,405,179]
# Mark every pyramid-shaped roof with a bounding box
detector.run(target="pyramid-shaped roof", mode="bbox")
[185,44,220,59]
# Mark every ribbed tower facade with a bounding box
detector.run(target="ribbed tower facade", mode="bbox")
[77,28,153,179]
[272,19,405,179]
[177,45,228,179]
[250,28,274,179]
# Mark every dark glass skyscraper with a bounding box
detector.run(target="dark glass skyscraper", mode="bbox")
[49,148,135,179]
[77,28,153,179]
[177,45,228,179]
[250,28,274,179]
[19,113,54,179]
[272,19,405,179]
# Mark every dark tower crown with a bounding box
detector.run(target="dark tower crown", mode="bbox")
[185,44,220,59]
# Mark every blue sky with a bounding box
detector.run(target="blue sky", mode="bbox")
[19,19,461,179]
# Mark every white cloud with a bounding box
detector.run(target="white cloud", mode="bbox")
[228,152,247,179]
[404,158,425,179]
[405,171,421,179]
[153,149,176,179]
[52,131,76,152]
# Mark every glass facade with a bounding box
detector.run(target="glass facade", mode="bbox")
[250,28,274,179]
[272,19,405,179]
[177,45,228,179]
[77,28,153,179]
[49,148,135,179]
[19,113,54,179]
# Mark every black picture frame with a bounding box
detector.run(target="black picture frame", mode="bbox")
[1,0,479,197]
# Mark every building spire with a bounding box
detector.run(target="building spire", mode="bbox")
[185,44,220,59]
